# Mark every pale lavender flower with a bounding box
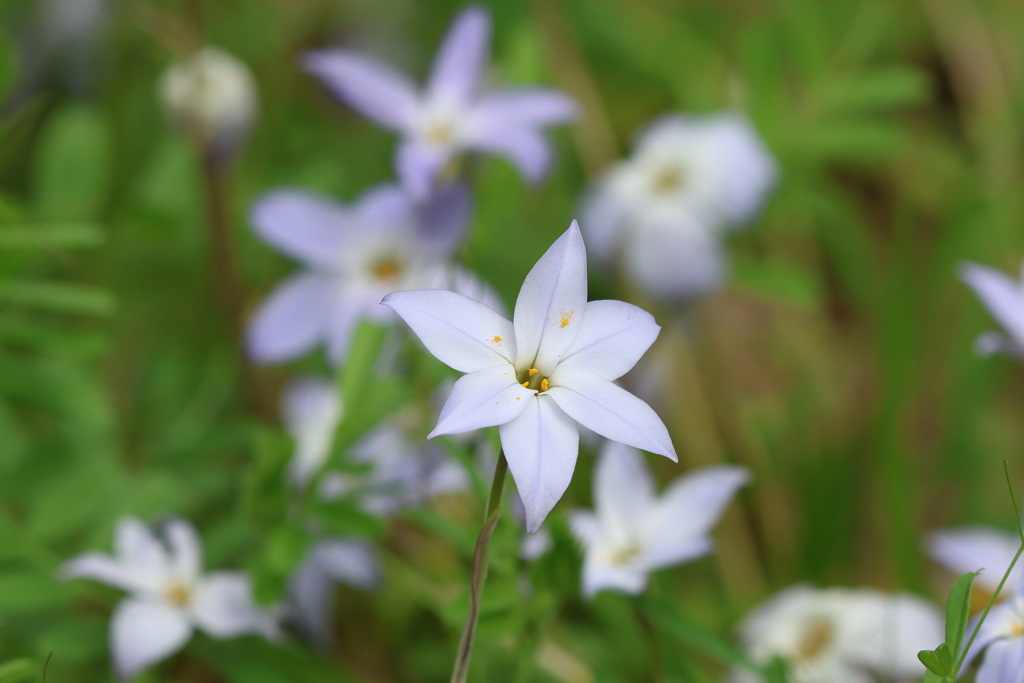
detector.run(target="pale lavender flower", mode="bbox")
[303,5,576,198]
[246,182,471,365]
[61,517,279,681]
[927,526,1022,595]
[579,112,776,301]
[282,376,343,489]
[383,221,677,531]
[960,259,1024,360]
[961,590,1024,683]
[730,585,942,683]
[287,538,380,648]
[570,441,747,598]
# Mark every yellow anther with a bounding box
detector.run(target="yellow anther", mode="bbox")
[528,368,538,376]
[540,378,549,392]
[521,382,529,388]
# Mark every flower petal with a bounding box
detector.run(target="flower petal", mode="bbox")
[250,190,351,269]
[546,366,676,461]
[558,300,661,380]
[246,272,332,365]
[163,518,202,585]
[976,637,1024,683]
[382,289,515,373]
[113,517,169,592]
[499,395,579,533]
[303,51,418,130]
[426,6,490,105]
[350,183,416,228]
[191,571,279,640]
[580,555,648,599]
[513,221,588,375]
[418,182,472,259]
[111,598,192,681]
[468,126,553,183]
[926,526,1022,594]
[577,180,629,265]
[59,553,149,594]
[593,442,656,545]
[622,214,726,301]
[283,377,343,488]
[395,140,452,200]
[469,89,577,130]
[325,291,368,366]
[960,261,1024,343]
[430,364,533,437]
[842,592,944,678]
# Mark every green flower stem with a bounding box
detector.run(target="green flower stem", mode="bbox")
[450,450,508,683]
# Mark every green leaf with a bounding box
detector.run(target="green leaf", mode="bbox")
[0,281,115,315]
[945,572,977,658]
[32,105,111,221]
[917,649,948,677]
[0,224,105,249]
[762,656,790,683]
[0,659,40,683]
[732,256,822,308]
[816,66,930,113]
[923,672,945,683]
[640,599,759,672]
[0,573,78,615]
[339,321,389,411]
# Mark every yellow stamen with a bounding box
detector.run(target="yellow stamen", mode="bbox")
[522,382,530,388]
[1013,622,1024,637]
[163,582,192,608]
[492,336,502,342]
[540,378,549,392]
[651,166,684,193]
[796,618,833,661]
[528,368,538,376]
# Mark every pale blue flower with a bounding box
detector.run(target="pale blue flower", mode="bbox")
[960,258,1024,360]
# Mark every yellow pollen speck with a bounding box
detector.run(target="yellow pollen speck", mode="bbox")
[516,396,521,400]
[521,382,530,388]
[492,336,502,342]
[540,378,549,392]
[528,368,538,376]
[560,317,570,327]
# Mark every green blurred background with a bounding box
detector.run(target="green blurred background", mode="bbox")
[1,0,1023,681]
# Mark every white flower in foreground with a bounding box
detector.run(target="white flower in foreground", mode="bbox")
[570,442,747,598]
[61,517,279,681]
[246,182,475,365]
[287,538,380,648]
[927,526,1023,595]
[729,585,942,683]
[580,113,776,301]
[383,221,677,531]
[282,376,343,489]
[960,259,1024,360]
[960,590,1024,683]
[159,47,257,155]
[303,5,576,198]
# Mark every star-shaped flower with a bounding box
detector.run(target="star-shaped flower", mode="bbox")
[961,591,1024,683]
[303,5,576,198]
[61,517,279,681]
[730,585,942,683]
[383,220,676,531]
[569,441,748,598]
[579,112,776,300]
[246,182,475,365]
[960,258,1024,360]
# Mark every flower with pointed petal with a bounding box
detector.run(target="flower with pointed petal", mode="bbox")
[286,538,380,648]
[927,526,1023,595]
[246,182,480,365]
[960,259,1024,360]
[960,591,1024,683]
[60,517,279,681]
[579,112,776,301]
[303,5,576,198]
[729,585,942,683]
[282,376,343,489]
[569,441,747,598]
[383,220,676,531]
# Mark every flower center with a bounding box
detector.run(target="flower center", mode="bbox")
[608,543,642,566]
[1012,621,1024,637]
[369,255,404,282]
[517,367,549,392]
[163,581,193,608]
[795,617,833,661]
[425,119,454,146]
[651,166,685,194]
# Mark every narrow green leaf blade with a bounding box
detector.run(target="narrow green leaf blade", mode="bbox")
[946,572,977,657]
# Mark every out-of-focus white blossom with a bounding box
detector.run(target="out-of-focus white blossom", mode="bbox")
[282,376,343,489]
[927,526,1022,595]
[580,113,776,301]
[159,47,258,154]
[570,441,747,598]
[61,517,279,681]
[960,259,1024,360]
[729,585,942,683]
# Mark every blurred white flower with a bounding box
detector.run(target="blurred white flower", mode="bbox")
[570,441,747,598]
[61,517,279,681]
[282,376,343,489]
[729,585,942,683]
[159,47,258,154]
[927,526,1022,595]
[287,538,380,648]
[384,221,677,531]
[579,112,776,301]
[961,592,1024,683]
[319,411,469,517]
[304,5,576,199]
[960,259,1024,360]
[246,182,478,365]
[520,526,554,561]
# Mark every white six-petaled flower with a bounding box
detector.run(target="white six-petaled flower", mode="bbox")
[303,5,576,198]
[383,220,677,532]
[960,258,1024,360]
[570,441,748,598]
[580,112,776,301]
[61,517,279,681]
[730,585,942,683]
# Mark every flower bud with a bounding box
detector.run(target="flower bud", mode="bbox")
[159,47,257,155]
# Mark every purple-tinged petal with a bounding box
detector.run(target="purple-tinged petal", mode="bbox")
[960,261,1024,344]
[246,272,332,365]
[926,526,1022,594]
[580,555,648,599]
[469,126,553,183]
[577,180,630,265]
[163,518,202,585]
[418,182,472,258]
[350,183,415,230]
[426,5,490,105]
[513,221,588,375]
[250,190,350,269]
[558,300,661,381]
[382,289,515,373]
[622,215,726,302]
[500,395,579,533]
[976,637,1024,683]
[111,599,192,681]
[396,140,451,200]
[429,364,533,437]
[546,366,676,461]
[303,50,418,131]
[325,292,367,366]
[469,89,577,129]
